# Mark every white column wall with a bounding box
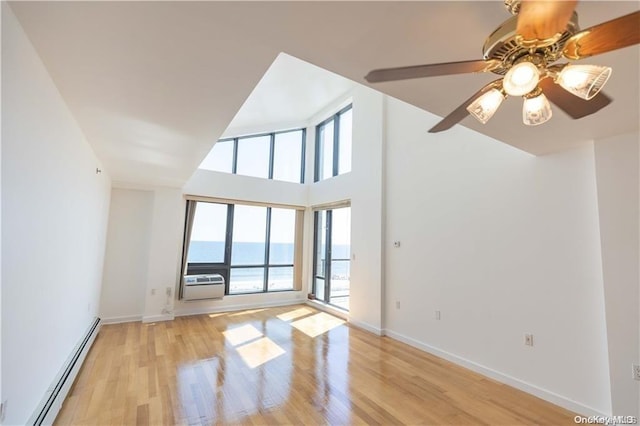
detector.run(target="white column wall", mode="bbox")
[594,132,640,416]
[99,188,154,322]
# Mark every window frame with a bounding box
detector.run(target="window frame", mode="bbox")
[314,104,353,182]
[204,128,306,184]
[311,203,351,311]
[181,199,303,297]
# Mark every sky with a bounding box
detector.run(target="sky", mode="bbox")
[191,202,351,245]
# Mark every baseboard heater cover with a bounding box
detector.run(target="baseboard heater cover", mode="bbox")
[28,317,101,426]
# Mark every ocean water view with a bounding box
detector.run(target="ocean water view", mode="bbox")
[187,241,350,296]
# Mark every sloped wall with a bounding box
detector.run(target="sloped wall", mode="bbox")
[1,5,111,424]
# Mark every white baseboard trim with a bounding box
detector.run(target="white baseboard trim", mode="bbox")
[142,314,175,323]
[175,299,303,317]
[349,319,384,336]
[101,315,142,324]
[383,329,607,417]
[28,318,101,425]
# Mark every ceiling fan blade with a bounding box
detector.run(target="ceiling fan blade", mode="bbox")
[540,78,612,119]
[365,59,499,83]
[428,80,502,133]
[516,0,577,47]
[563,11,640,60]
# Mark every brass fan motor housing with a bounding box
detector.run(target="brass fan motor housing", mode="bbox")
[482,12,580,75]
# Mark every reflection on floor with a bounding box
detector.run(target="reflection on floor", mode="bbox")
[55,305,577,425]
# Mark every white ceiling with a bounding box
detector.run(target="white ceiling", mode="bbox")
[223,53,355,137]
[9,1,639,187]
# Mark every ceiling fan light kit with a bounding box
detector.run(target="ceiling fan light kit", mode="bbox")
[466,87,506,124]
[555,64,612,100]
[523,89,553,126]
[503,61,540,96]
[364,0,639,133]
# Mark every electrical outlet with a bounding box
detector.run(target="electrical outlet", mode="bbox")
[393,241,401,248]
[632,364,640,380]
[524,333,534,346]
[435,310,441,320]
[395,301,401,309]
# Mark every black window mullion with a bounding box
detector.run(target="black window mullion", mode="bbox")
[232,138,239,174]
[325,210,332,303]
[263,207,272,292]
[314,126,321,182]
[332,115,340,177]
[268,133,275,179]
[300,128,306,184]
[312,211,319,294]
[224,204,234,295]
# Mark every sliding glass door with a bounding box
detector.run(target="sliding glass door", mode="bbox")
[313,206,351,310]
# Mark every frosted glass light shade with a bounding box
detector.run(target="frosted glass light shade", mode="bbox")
[503,62,540,96]
[466,88,505,124]
[557,64,612,100]
[523,93,552,126]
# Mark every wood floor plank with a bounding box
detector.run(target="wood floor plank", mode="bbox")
[55,305,577,425]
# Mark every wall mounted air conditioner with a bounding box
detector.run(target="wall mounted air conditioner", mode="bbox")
[182,274,225,301]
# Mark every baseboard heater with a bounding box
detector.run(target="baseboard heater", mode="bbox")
[28,317,101,426]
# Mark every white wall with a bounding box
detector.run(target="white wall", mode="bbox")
[100,189,154,322]
[383,96,611,415]
[142,187,184,322]
[0,3,4,410]
[99,186,185,323]
[184,170,308,207]
[1,5,111,424]
[594,132,640,416]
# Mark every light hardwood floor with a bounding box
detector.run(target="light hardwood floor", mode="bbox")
[56,305,576,425]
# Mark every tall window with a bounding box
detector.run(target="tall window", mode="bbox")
[199,129,306,183]
[314,105,352,182]
[313,205,351,310]
[182,200,303,296]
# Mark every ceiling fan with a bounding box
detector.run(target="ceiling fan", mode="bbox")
[364,0,640,133]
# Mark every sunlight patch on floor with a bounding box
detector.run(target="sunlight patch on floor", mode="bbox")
[236,337,286,368]
[223,324,263,346]
[276,307,314,322]
[290,312,345,338]
[229,308,267,317]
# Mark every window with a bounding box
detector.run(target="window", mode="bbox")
[273,132,304,183]
[314,105,352,182]
[187,202,228,263]
[312,205,351,310]
[199,139,233,173]
[236,136,270,179]
[199,129,306,183]
[181,200,303,296]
